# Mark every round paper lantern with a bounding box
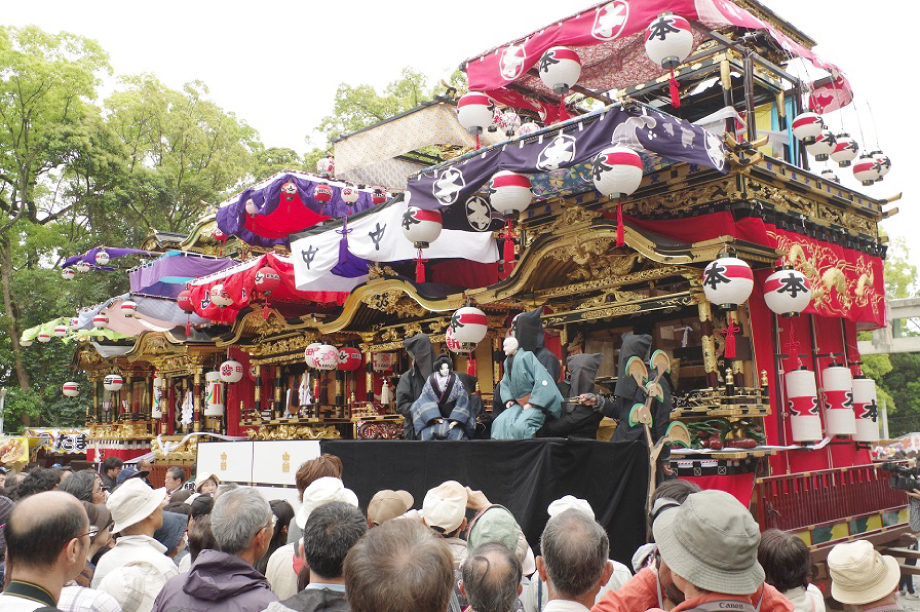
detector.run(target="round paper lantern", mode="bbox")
[872,151,891,180]
[103,374,124,391]
[204,371,224,416]
[645,13,693,70]
[445,326,468,354]
[488,171,532,216]
[304,342,323,368]
[341,185,360,206]
[518,122,540,137]
[337,347,363,371]
[61,268,75,280]
[401,207,443,248]
[314,183,333,203]
[70,317,80,329]
[280,181,299,201]
[820,168,839,183]
[62,382,79,397]
[210,284,233,308]
[829,133,858,167]
[245,198,258,217]
[92,315,108,329]
[702,257,754,309]
[501,110,521,136]
[764,266,811,316]
[852,377,879,442]
[313,345,340,371]
[805,130,836,161]
[121,300,138,318]
[457,92,494,135]
[853,153,880,186]
[791,111,824,144]
[37,331,51,343]
[219,359,244,383]
[371,188,388,205]
[20,337,33,347]
[75,261,91,273]
[254,266,281,295]
[95,250,110,266]
[538,46,582,94]
[785,367,822,442]
[53,324,68,338]
[823,364,856,436]
[316,155,335,178]
[592,146,644,197]
[450,306,488,347]
[177,290,195,312]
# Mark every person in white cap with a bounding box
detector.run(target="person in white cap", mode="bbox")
[828,540,903,611]
[92,478,177,590]
[422,480,470,568]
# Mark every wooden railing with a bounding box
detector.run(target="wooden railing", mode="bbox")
[755,463,907,532]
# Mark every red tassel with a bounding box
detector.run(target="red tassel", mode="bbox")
[502,219,516,276]
[669,69,681,108]
[467,356,476,377]
[262,299,270,320]
[415,248,425,284]
[185,317,191,337]
[475,133,480,150]
[720,314,740,360]
[557,98,568,122]
[616,203,625,248]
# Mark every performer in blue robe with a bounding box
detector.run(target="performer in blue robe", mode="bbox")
[491,336,563,440]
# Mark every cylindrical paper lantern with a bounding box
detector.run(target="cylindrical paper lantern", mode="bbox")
[785,367,822,442]
[37,331,51,343]
[853,153,881,185]
[823,365,855,436]
[95,250,110,266]
[450,306,488,347]
[645,12,693,70]
[204,371,224,416]
[53,324,68,338]
[152,376,164,419]
[92,315,108,329]
[830,133,858,167]
[852,377,879,442]
[177,290,195,312]
[791,112,824,144]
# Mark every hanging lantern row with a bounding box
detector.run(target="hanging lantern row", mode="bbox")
[784,365,878,444]
[304,343,363,371]
[791,110,891,185]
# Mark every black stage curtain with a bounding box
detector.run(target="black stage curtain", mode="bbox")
[320,438,649,568]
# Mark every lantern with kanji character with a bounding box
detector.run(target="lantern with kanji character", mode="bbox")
[702,257,753,310]
[764,266,811,316]
[401,206,443,284]
[830,133,858,167]
[92,315,108,329]
[304,343,323,368]
[518,122,540,136]
[450,306,488,348]
[872,151,891,181]
[62,382,79,397]
[823,364,856,436]
[852,377,879,442]
[457,92,495,136]
[314,183,333,203]
[645,12,693,107]
[121,300,138,318]
[62,268,75,280]
[337,347,363,371]
[501,110,521,136]
[70,317,80,329]
[445,326,466,354]
[254,266,281,295]
[204,371,224,416]
[104,374,124,391]
[177,290,194,312]
[341,184,360,206]
[95,250,110,266]
[791,111,824,144]
[313,345,340,370]
[372,188,388,205]
[593,145,643,247]
[210,284,233,308]
[853,153,880,185]
[538,46,582,95]
[219,359,244,384]
[805,130,836,161]
[785,367,822,442]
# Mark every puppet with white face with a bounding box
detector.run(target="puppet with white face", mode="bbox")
[410,354,474,440]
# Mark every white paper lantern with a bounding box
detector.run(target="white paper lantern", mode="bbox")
[316,155,335,178]
[488,171,532,216]
[245,199,258,217]
[450,306,488,347]
[501,110,522,136]
[518,122,540,137]
[805,130,836,161]
[70,317,80,329]
[210,284,233,308]
[592,146,644,197]
[702,257,754,309]
[457,92,495,135]
[341,185,360,205]
[313,345,340,370]
[538,46,582,94]
[401,207,443,248]
[152,376,164,419]
[62,382,79,397]
[445,326,467,354]
[19,337,33,347]
[53,324,68,338]
[95,250,110,266]
[645,12,693,70]
[852,377,879,442]
[791,112,824,143]
[103,374,124,391]
[37,331,51,343]
[75,261,91,273]
[204,371,224,417]
[820,168,839,183]
[304,342,323,368]
[829,133,858,167]
[872,151,891,180]
[219,360,244,383]
[764,266,811,316]
[92,315,108,329]
[852,153,880,186]
[61,268,75,280]
[823,365,856,436]
[121,300,138,318]
[785,367,822,442]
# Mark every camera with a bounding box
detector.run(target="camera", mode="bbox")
[881,462,920,491]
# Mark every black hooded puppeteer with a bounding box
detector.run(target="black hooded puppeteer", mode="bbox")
[538,352,605,439]
[395,333,434,440]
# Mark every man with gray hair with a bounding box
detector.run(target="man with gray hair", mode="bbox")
[461,542,524,612]
[536,509,613,611]
[152,487,278,611]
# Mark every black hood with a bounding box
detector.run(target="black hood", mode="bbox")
[567,353,604,397]
[403,333,434,379]
[614,332,652,399]
[512,308,545,352]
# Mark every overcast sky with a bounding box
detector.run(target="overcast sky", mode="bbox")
[3,0,915,258]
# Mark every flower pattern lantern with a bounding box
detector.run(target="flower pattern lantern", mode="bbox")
[219,360,244,384]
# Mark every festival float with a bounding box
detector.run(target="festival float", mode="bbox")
[21,0,906,577]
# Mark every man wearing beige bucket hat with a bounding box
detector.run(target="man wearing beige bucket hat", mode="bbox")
[828,540,903,611]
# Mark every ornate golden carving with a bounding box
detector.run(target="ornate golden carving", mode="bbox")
[366,264,400,281]
[528,204,602,242]
[632,179,735,217]
[547,237,616,267]
[537,265,687,300]
[246,425,342,440]
[151,435,200,461]
[362,290,426,317]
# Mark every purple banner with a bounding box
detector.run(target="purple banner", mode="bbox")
[130,252,238,298]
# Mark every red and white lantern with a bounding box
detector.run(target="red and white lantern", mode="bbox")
[853,153,880,186]
[19,337,33,347]
[103,374,124,391]
[313,345,340,371]
[210,284,233,308]
[457,92,495,136]
[450,306,488,348]
[62,268,75,280]
[341,185,360,206]
[805,130,836,161]
[820,168,839,183]
[593,146,643,248]
[337,347,363,372]
[37,331,51,343]
[518,122,540,137]
[791,112,824,144]
[489,172,532,216]
[254,266,281,295]
[823,364,856,436]
[245,199,259,217]
[75,261,91,273]
[645,13,693,70]
[538,46,582,94]
[62,382,79,397]
[304,343,323,368]
[53,324,68,338]
[402,206,443,284]
[121,300,138,318]
[204,371,224,416]
[70,317,80,329]
[219,359,244,384]
[501,110,521,136]
[92,315,108,329]
[314,183,333,203]
[281,181,299,201]
[764,266,811,316]
[852,377,879,442]
[829,134,858,167]
[872,151,891,181]
[445,326,467,354]
[95,250,110,266]
[785,367,822,442]
[316,155,335,178]
[177,290,195,312]
[371,189,388,205]
[702,257,754,310]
